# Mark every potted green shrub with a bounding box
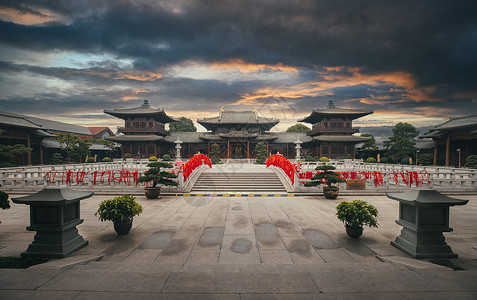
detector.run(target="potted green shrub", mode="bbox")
[304,165,346,199]
[137,162,178,199]
[95,194,143,235]
[162,154,172,161]
[0,191,10,210]
[336,200,378,238]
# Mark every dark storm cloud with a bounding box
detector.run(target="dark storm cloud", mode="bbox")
[1,0,477,90]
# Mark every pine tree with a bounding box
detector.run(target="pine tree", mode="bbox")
[254,142,268,164]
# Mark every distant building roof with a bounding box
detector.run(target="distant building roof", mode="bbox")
[104,99,176,123]
[421,115,477,138]
[198,108,279,131]
[41,139,110,150]
[311,135,372,143]
[0,111,43,129]
[106,134,165,142]
[88,126,115,137]
[272,132,312,143]
[299,100,373,124]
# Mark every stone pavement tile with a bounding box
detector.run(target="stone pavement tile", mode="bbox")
[259,249,293,264]
[163,212,192,227]
[138,231,174,250]
[162,271,319,293]
[281,236,326,265]
[241,292,406,300]
[185,249,220,265]
[38,269,170,292]
[249,201,273,225]
[418,270,477,292]
[194,226,224,250]
[114,262,181,273]
[273,219,302,237]
[204,202,229,227]
[181,217,207,232]
[0,290,79,300]
[400,291,477,300]
[122,249,161,263]
[228,198,250,214]
[154,237,194,265]
[336,237,377,256]
[224,214,254,235]
[262,200,289,221]
[181,264,241,273]
[0,269,63,290]
[316,248,356,263]
[303,229,340,249]
[75,292,239,300]
[254,222,286,249]
[219,235,260,264]
[310,266,441,293]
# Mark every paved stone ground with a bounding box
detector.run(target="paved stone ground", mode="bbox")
[0,194,476,299]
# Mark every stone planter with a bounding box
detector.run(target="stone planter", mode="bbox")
[144,187,161,199]
[113,221,133,235]
[345,225,363,239]
[323,186,340,199]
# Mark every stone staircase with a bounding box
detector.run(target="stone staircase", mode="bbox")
[191,168,286,194]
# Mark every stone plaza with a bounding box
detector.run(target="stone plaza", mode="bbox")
[1,189,476,299]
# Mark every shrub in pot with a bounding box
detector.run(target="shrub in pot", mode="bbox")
[137,162,178,199]
[336,200,378,238]
[304,165,346,199]
[95,195,143,235]
[0,191,10,210]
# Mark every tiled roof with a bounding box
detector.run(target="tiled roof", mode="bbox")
[0,111,43,129]
[311,135,372,143]
[42,139,110,150]
[104,100,176,123]
[299,101,372,124]
[25,116,93,136]
[198,109,278,131]
[88,127,111,135]
[106,135,165,142]
[434,115,477,130]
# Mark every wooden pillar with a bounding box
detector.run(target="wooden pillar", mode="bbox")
[227,140,230,158]
[266,142,269,157]
[445,134,450,166]
[154,144,158,157]
[26,133,31,165]
[433,140,438,165]
[352,145,356,159]
[319,145,323,158]
[344,144,348,157]
[247,141,250,158]
[328,145,332,159]
[39,144,44,165]
[208,142,210,156]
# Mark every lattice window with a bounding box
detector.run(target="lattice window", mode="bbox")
[420,208,446,226]
[33,207,60,225]
[63,203,78,224]
[401,204,416,224]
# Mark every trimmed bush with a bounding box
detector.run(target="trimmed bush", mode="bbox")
[123,153,132,159]
[254,142,267,164]
[417,154,432,166]
[0,162,17,168]
[87,157,95,163]
[345,154,352,159]
[0,191,10,209]
[319,156,330,162]
[366,157,376,163]
[305,155,315,162]
[102,157,112,162]
[400,157,410,165]
[465,155,477,169]
[380,157,388,163]
[162,154,172,161]
[210,143,221,164]
[148,156,158,161]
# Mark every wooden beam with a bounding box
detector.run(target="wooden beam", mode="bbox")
[26,133,31,165]
[433,140,438,165]
[445,134,450,166]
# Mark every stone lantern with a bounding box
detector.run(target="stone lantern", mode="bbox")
[294,137,302,160]
[12,188,93,258]
[386,188,468,258]
[175,137,183,161]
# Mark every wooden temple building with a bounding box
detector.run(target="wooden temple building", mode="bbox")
[105,99,374,160]
[421,115,477,166]
[298,100,373,159]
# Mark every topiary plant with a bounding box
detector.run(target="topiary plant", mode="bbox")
[210,143,221,164]
[102,157,112,162]
[305,154,315,162]
[336,200,378,229]
[319,156,330,162]
[123,153,132,159]
[304,165,346,188]
[400,157,410,165]
[366,157,377,163]
[87,157,95,163]
[254,142,267,164]
[417,154,432,166]
[380,157,388,163]
[148,156,158,161]
[0,191,10,209]
[137,162,178,188]
[162,154,172,161]
[50,153,63,165]
[465,155,477,169]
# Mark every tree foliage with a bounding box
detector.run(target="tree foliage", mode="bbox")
[286,123,310,132]
[336,200,378,229]
[384,122,419,163]
[56,134,91,163]
[254,142,268,164]
[137,162,179,188]
[304,165,346,188]
[0,144,32,165]
[465,155,477,169]
[169,117,197,132]
[357,133,378,159]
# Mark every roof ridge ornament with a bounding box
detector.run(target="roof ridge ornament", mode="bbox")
[141,99,150,108]
[327,100,335,108]
[219,106,225,121]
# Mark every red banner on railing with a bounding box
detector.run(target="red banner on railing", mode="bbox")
[266,154,296,184]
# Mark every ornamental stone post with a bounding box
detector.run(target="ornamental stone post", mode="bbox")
[175,138,182,162]
[294,137,302,160]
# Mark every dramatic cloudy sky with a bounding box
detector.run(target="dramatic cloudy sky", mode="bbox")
[1,0,476,140]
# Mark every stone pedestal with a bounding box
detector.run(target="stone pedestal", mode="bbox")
[12,188,93,258]
[386,189,468,259]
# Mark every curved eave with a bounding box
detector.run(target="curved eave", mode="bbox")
[104,109,175,123]
[310,135,372,143]
[198,120,279,131]
[299,110,373,124]
[105,135,165,142]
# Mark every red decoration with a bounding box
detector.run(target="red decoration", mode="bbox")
[266,154,296,184]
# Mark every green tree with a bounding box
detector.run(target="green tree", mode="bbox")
[56,134,91,163]
[0,144,32,165]
[286,123,310,132]
[169,117,197,132]
[210,143,221,164]
[357,133,378,159]
[254,142,268,164]
[91,138,116,157]
[384,123,419,163]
